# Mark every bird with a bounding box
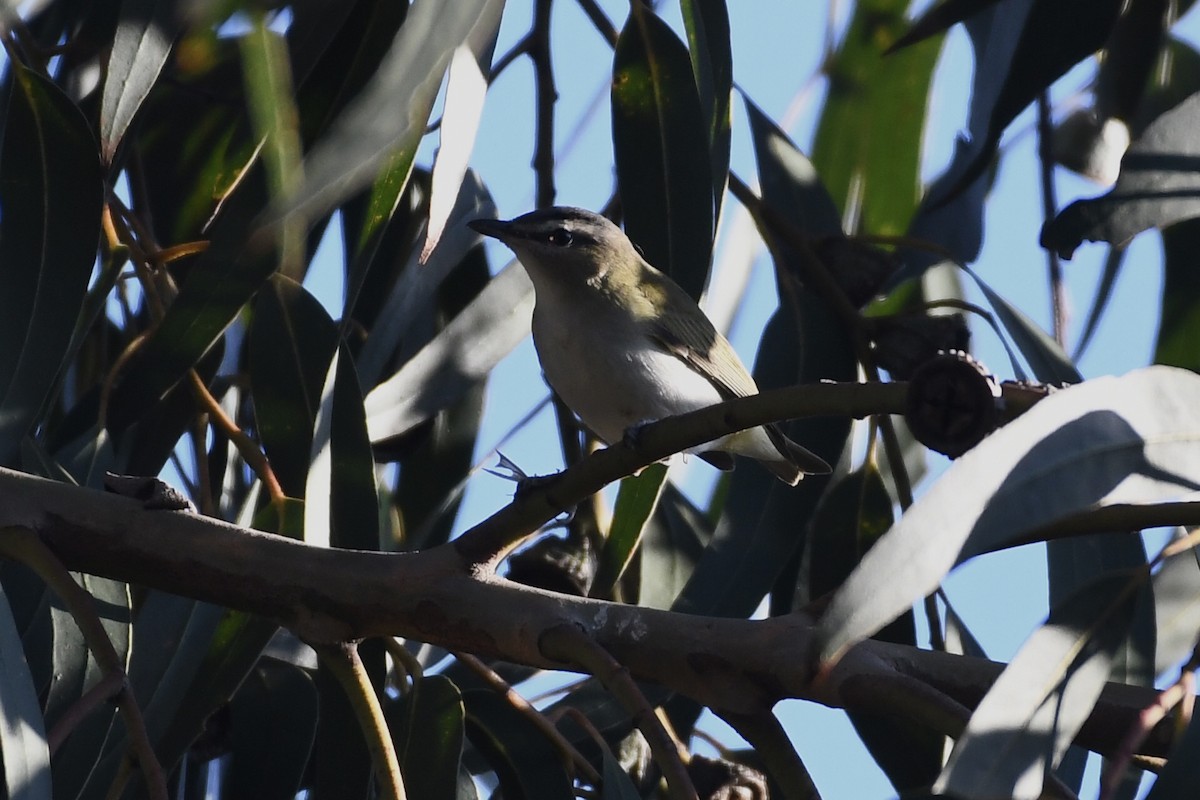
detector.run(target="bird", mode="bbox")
[468,206,830,485]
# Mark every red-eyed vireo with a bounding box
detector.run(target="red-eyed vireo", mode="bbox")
[468,207,830,485]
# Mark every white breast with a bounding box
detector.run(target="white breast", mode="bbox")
[531,305,724,445]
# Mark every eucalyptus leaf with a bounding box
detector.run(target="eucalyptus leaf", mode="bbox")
[935,572,1140,800]
[1043,90,1200,259]
[0,583,51,800]
[100,0,181,164]
[364,263,534,443]
[264,0,500,227]
[612,6,714,300]
[816,366,1200,667]
[0,62,104,466]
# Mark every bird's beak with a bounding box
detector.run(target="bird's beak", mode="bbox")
[467,218,511,241]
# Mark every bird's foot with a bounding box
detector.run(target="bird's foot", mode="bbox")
[620,418,661,449]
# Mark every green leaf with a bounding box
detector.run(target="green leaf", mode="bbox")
[1042,90,1200,259]
[131,42,260,244]
[265,0,501,227]
[593,463,669,599]
[463,689,574,799]
[807,464,894,600]
[815,366,1200,668]
[241,15,305,279]
[0,581,51,800]
[99,0,180,164]
[390,675,467,799]
[811,0,942,237]
[364,263,534,442]
[935,572,1141,799]
[225,661,318,799]
[250,275,340,498]
[0,61,104,466]
[612,6,714,300]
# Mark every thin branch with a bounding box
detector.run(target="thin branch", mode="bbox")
[453,650,602,785]
[541,623,698,800]
[453,380,911,567]
[314,641,407,800]
[531,0,558,208]
[575,0,618,44]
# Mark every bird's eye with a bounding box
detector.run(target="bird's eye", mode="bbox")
[547,228,573,247]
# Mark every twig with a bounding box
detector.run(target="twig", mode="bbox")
[47,670,125,753]
[1036,92,1068,347]
[314,641,407,800]
[1100,662,1196,800]
[541,623,699,800]
[574,0,618,44]
[531,0,558,208]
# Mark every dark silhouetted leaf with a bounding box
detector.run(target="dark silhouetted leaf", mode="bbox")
[1147,710,1200,798]
[675,295,854,618]
[816,366,1200,667]
[968,268,1079,385]
[680,0,732,221]
[1042,90,1200,259]
[390,675,466,799]
[613,6,714,300]
[946,0,1124,201]
[744,96,842,238]
[225,661,318,799]
[251,275,339,498]
[887,0,1000,52]
[306,345,380,549]
[0,62,104,466]
[1156,218,1200,374]
[463,689,574,799]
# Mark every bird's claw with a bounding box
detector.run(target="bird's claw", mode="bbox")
[484,452,530,483]
[486,454,576,523]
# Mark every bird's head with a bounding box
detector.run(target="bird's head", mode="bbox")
[468,207,643,287]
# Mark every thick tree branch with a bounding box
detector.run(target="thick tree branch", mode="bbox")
[0,465,1186,764]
